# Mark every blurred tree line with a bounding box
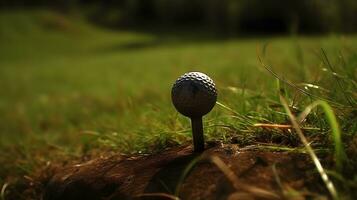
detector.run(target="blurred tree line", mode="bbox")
[1,0,357,34]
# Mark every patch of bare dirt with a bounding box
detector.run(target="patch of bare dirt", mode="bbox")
[43,144,324,200]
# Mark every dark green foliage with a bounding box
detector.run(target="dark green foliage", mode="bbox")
[2,0,357,34]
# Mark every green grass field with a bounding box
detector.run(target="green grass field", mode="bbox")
[1,10,357,199]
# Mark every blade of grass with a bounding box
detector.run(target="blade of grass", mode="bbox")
[241,144,328,153]
[297,100,346,171]
[216,101,254,125]
[272,164,284,196]
[253,123,320,130]
[1,183,8,200]
[280,95,339,200]
[216,101,242,118]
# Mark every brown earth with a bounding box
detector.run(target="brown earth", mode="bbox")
[43,144,325,200]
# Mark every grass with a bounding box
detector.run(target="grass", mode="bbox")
[0,9,357,199]
[280,96,339,199]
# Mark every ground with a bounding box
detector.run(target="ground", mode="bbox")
[43,144,320,200]
[0,10,356,199]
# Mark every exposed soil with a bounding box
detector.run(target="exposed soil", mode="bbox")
[43,144,325,200]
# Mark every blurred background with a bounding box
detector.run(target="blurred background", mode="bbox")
[2,0,357,34]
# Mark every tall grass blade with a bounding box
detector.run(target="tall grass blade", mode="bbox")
[1,183,8,200]
[280,96,339,200]
[297,100,346,171]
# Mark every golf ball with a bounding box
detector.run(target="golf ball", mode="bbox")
[171,72,217,117]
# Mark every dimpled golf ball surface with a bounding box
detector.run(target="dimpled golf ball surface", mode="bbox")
[172,72,217,117]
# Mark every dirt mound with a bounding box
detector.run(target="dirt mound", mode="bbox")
[44,144,322,200]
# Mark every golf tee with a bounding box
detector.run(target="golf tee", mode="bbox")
[191,117,204,152]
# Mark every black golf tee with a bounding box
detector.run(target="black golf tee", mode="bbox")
[191,117,204,152]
